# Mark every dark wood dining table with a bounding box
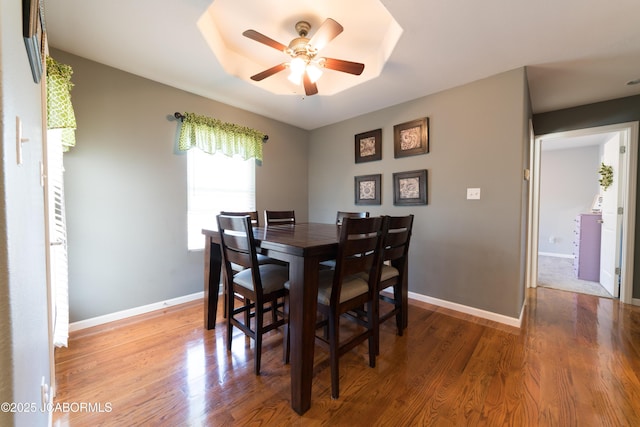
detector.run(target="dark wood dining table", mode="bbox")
[201,222,342,415]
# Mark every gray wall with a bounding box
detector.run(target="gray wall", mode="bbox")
[538,146,600,255]
[532,94,640,298]
[51,49,309,322]
[55,50,533,323]
[308,68,531,319]
[0,0,51,425]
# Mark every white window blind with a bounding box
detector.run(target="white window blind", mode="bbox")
[47,128,70,347]
[187,148,256,250]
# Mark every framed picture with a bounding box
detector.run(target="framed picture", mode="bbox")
[394,117,429,158]
[355,174,381,205]
[393,170,427,206]
[355,129,382,163]
[22,0,44,83]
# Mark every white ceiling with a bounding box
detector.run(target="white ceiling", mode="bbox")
[44,0,640,130]
[541,132,617,151]
[200,0,402,96]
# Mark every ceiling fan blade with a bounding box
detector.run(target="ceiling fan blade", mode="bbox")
[250,63,287,81]
[303,73,318,96]
[242,29,288,52]
[309,18,343,51]
[322,58,365,75]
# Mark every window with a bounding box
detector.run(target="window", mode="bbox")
[47,128,70,347]
[187,148,255,250]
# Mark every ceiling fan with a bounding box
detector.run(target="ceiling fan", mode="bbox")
[242,18,365,96]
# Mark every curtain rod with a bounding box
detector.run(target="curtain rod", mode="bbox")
[174,112,268,143]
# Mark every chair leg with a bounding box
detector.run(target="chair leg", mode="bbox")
[245,298,251,326]
[329,312,340,399]
[372,294,381,356]
[255,305,263,375]
[226,288,234,351]
[283,298,290,364]
[367,300,377,368]
[394,284,403,336]
[223,283,228,319]
[271,298,278,324]
[373,291,380,356]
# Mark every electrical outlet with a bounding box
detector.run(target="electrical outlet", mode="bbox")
[466,188,481,200]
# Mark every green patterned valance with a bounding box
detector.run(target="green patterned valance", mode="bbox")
[46,56,77,151]
[177,112,264,162]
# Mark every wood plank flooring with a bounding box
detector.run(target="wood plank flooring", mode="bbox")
[52,287,640,426]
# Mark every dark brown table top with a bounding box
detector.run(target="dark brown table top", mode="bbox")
[203,222,340,258]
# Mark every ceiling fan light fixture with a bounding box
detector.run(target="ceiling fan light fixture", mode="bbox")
[306,62,323,83]
[288,69,303,85]
[289,56,307,75]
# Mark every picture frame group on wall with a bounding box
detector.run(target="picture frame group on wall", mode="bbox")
[354,174,381,205]
[353,117,430,207]
[394,117,429,158]
[393,169,428,206]
[354,128,382,163]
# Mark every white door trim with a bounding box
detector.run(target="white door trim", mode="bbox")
[528,121,638,304]
[526,119,540,289]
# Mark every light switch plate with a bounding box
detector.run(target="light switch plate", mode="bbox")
[16,116,23,165]
[467,188,481,200]
[16,116,29,165]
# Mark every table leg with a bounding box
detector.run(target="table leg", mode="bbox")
[204,238,222,330]
[288,256,319,415]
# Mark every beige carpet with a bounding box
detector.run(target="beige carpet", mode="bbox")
[537,255,612,298]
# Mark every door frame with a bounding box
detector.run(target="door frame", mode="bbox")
[527,121,638,304]
[41,56,56,400]
[599,134,622,297]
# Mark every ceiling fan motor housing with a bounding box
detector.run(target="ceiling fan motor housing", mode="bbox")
[295,21,311,37]
[287,21,317,59]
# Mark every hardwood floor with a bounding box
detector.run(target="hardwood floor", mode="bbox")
[53,287,640,426]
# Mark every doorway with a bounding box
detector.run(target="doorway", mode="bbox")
[527,122,638,304]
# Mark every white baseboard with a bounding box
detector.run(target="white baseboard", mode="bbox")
[69,291,204,332]
[633,298,640,306]
[408,291,523,328]
[538,252,574,259]
[70,289,526,332]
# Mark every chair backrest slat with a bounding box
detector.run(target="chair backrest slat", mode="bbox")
[336,210,369,225]
[382,215,414,267]
[265,210,296,226]
[332,216,385,305]
[220,211,260,227]
[217,214,262,291]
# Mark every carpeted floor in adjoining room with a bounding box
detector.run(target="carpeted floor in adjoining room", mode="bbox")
[537,255,612,298]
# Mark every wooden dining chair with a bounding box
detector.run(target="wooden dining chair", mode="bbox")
[335,210,369,225]
[320,211,371,269]
[369,214,414,354]
[286,216,385,399]
[264,210,296,226]
[219,210,285,318]
[219,211,271,262]
[217,214,289,375]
